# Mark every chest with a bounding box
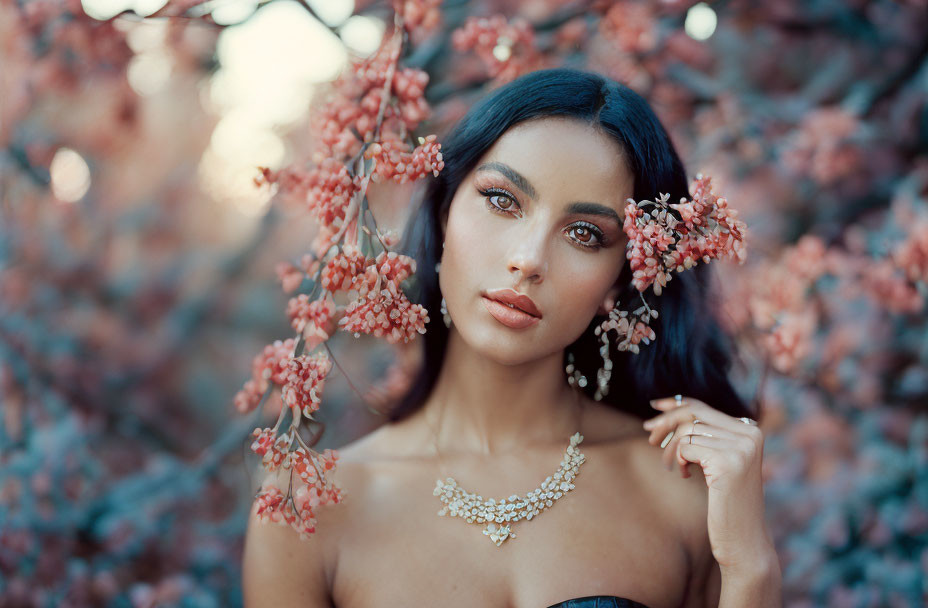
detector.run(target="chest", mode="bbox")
[329,450,691,608]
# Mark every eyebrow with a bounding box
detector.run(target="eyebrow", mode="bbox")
[475,161,623,222]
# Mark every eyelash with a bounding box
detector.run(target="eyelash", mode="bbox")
[478,187,608,250]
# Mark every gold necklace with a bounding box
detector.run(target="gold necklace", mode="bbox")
[428,389,587,547]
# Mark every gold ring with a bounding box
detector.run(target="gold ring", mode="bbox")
[690,418,702,444]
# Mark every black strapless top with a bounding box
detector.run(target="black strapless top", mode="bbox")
[546,596,650,607]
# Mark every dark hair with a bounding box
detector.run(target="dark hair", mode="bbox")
[390,67,755,424]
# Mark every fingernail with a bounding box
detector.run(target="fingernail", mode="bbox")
[643,419,655,429]
[659,430,674,448]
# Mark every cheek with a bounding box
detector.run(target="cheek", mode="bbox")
[439,202,489,297]
[446,199,495,250]
[547,269,610,335]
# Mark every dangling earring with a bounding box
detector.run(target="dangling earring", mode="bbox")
[593,329,612,401]
[440,296,452,328]
[590,301,619,401]
[565,351,587,389]
[436,252,451,329]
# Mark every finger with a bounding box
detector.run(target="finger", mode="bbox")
[661,420,722,472]
[667,424,740,474]
[648,419,739,446]
[675,442,715,485]
[649,395,689,411]
[675,431,733,475]
[649,399,760,437]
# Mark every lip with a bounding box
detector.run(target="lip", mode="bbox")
[483,288,542,318]
[482,297,541,329]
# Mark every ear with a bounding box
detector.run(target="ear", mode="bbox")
[597,284,622,316]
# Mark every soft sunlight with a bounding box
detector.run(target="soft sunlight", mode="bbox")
[200,0,349,216]
[50,147,92,202]
[684,2,718,41]
[81,0,167,20]
[338,14,386,57]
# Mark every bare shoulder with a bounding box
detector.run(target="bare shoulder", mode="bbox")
[621,423,717,604]
[241,431,380,608]
[580,399,716,600]
[579,398,710,530]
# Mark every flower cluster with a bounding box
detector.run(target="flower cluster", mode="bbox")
[337,249,430,344]
[286,293,338,349]
[239,16,444,543]
[451,14,546,85]
[363,133,444,184]
[234,339,297,414]
[251,428,343,540]
[393,0,443,43]
[281,352,334,421]
[598,1,659,54]
[781,106,863,186]
[588,175,748,399]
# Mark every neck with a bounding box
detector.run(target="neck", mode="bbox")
[418,326,583,457]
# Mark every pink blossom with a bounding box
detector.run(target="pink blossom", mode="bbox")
[451,15,547,85]
[364,133,445,184]
[286,293,338,349]
[338,278,430,344]
[233,339,296,414]
[599,1,658,54]
[281,352,334,419]
[250,427,290,471]
[763,309,817,374]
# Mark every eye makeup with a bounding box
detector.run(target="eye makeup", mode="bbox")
[476,185,611,250]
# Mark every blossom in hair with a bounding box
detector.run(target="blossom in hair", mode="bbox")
[590,174,748,400]
[624,174,747,297]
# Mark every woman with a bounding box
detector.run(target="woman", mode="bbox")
[242,68,782,607]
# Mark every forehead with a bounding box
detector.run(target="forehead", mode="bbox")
[478,117,634,200]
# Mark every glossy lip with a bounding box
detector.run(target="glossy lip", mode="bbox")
[482,297,541,329]
[483,288,542,318]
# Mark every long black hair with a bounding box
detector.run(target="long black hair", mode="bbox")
[390,67,754,423]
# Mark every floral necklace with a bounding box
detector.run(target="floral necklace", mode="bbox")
[428,390,587,546]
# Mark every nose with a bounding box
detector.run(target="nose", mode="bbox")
[508,243,547,285]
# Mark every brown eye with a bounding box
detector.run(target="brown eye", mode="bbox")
[491,194,514,210]
[567,222,607,250]
[479,187,520,215]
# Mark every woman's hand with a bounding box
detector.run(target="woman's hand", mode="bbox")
[642,395,778,578]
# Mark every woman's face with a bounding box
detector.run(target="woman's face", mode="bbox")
[438,116,635,365]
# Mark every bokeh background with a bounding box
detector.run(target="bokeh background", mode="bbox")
[2,0,927,605]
